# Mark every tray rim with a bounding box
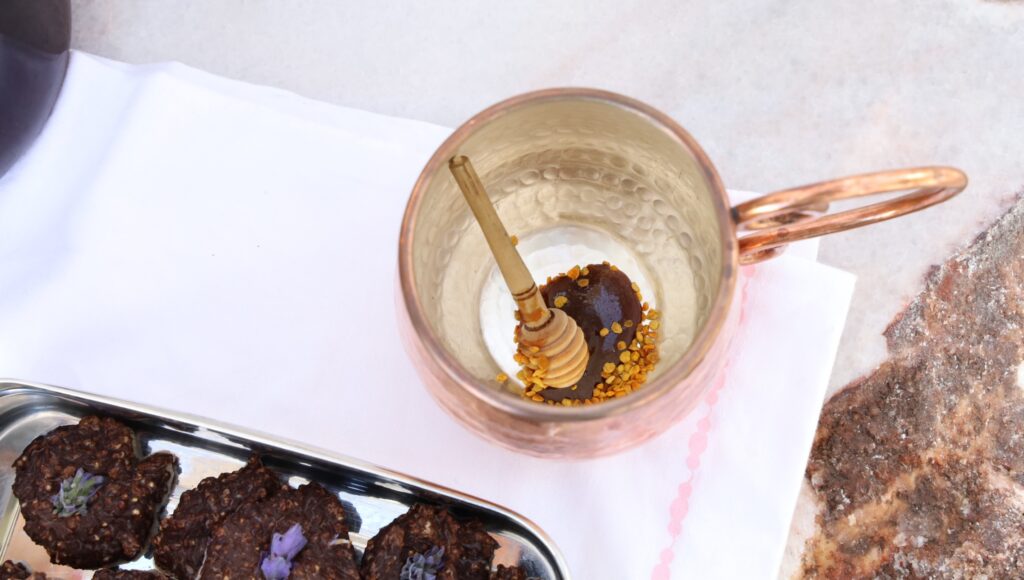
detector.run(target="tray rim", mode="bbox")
[0,378,571,578]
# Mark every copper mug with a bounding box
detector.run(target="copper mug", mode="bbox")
[397,89,965,458]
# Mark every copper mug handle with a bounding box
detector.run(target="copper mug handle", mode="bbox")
[732,166,967,264]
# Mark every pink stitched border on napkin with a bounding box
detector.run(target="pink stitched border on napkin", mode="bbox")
[652,264,756,579]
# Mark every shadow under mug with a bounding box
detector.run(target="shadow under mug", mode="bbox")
[397,88,966,459]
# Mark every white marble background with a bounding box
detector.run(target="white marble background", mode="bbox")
[67,0,1024,575]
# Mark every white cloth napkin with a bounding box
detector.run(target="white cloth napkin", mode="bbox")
[0,52,855,579]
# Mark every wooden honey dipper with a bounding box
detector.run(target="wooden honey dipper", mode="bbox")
[449,155,589,389]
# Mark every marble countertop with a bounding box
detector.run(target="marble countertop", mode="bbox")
[67,0,1024,575]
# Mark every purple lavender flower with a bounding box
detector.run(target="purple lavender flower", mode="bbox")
[260,556,292,580]
[50,468,105,517]
[400,546,444,580]
[273,524,308,560]
[260,524,307,579]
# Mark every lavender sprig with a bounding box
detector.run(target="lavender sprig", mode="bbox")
[260,524,307,579]
[400,546,444,580]
[51,468,105,517]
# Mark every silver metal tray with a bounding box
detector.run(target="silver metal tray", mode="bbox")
[0,380,569,578]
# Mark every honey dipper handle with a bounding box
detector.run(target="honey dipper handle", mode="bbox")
[449,155,550,327]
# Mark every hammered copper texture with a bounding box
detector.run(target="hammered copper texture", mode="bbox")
[801,195,1024,578]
